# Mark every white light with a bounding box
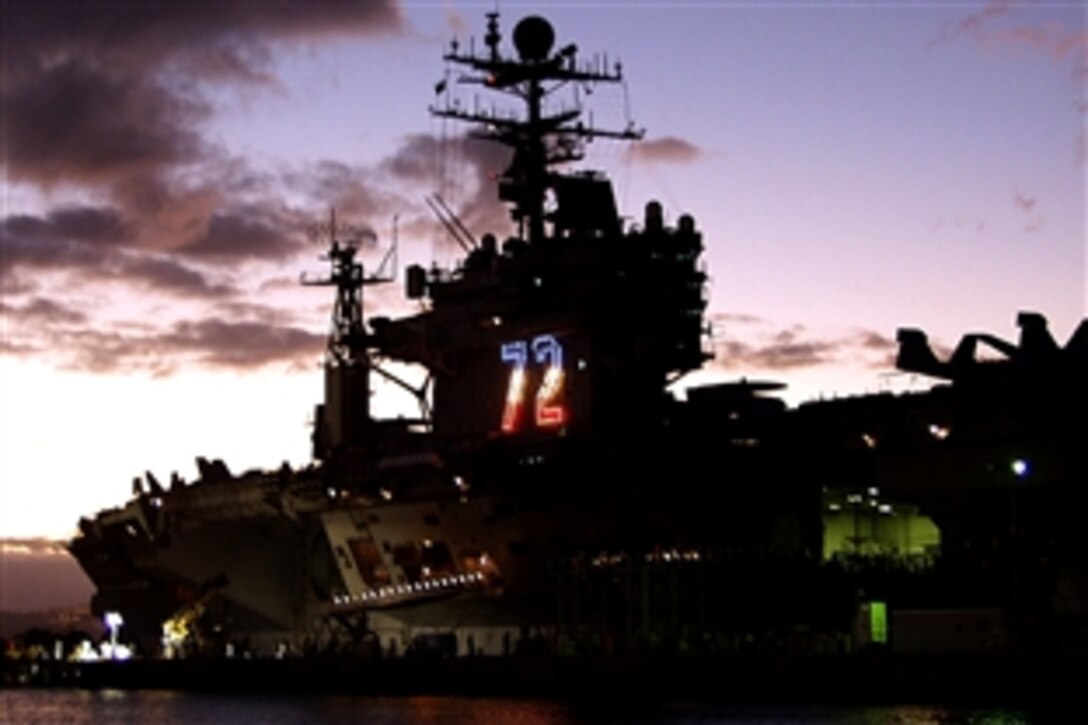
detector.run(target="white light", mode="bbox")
[103,612,124,660]
[867,487,879,497]
[928,424,950,440]
[828,503,842,512]
[878,504,892,514]
[1011,459,1029,478]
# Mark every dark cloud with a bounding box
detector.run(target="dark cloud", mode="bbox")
[0,219,234,298]
[3,60,209,187]
[382,133,444,183]
[0,298,87,326]
[179,206,303,261]
[296,161,401,227]
[10,316,323,375]
[5,1,403,74]
[2,205,130,247]
[160,319,324,368]
[0,231,106,280]
[623,136,702,165]
[0,274,37,297]
[1,0,406,260]
[0,1,480,378]
[116,255,235,297]
[383,133,514,239]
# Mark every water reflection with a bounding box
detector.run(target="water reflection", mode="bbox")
[1,690,1040,724]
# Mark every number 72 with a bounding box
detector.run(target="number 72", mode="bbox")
[500,334,566,433]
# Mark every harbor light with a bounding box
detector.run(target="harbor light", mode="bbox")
[104,611,124,660]
[1011,458,1029,478]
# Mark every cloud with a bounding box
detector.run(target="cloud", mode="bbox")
[2,205,131,248]
[1011,189,1046,233]
[293,160,403,229]
[928,5,1085,167]
[5,1,403,75]
[178,205,303,260]
[623,136,703,165]
[1,0,407,255]
[3,60,209,188]
[0,220,235,299]
[706,316,897,372]
[928,0,1016,49]
[159,319,325,369]
[988,22,1088,61]
[382,132,513,237]
[0,298,87,327]
[0,339,41,357]
[929,213,988,235]
[0,2,525,379]
[28,318,325,375]
[116,255,236,297]
[1012,189,1037,213]
[0,538,71,558]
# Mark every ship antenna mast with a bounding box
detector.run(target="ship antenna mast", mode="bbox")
[301,209,390,367]
[431,14,643,245]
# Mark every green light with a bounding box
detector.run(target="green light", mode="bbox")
[870,601,887,644]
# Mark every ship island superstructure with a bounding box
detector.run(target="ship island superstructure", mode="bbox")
[68,14,1088,661]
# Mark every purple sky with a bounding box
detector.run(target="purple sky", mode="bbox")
[1,2,1084,606]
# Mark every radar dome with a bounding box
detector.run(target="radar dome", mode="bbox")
[513,16,555,61]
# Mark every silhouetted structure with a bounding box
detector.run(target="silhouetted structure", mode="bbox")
[68,14,1087,662]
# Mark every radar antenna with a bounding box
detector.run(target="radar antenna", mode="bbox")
[431,14,643,245]
[301,209,392,367]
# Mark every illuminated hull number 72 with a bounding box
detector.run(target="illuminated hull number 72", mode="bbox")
[500,334,566,433]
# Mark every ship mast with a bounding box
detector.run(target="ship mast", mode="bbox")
[432,14,643,245]
[302,210,393,460]
[302,209,376,367]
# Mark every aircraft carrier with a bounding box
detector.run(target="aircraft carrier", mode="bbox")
[68,13,1088,662]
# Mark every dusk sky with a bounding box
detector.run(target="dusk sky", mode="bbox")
[0,1,1084,606]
